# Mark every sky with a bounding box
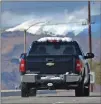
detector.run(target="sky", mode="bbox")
[1,1,101,28]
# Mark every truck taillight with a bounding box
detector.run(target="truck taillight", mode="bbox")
[48,39,58,42]
[19,59,26,73]
[76,59,83,72]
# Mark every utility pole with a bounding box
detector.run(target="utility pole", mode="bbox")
[88,1,93,92]
[88,1,92,54]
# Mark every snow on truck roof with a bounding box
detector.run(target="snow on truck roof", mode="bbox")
[37,37,73,42]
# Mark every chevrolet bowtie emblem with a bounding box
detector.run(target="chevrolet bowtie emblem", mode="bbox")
[46,62,55,66]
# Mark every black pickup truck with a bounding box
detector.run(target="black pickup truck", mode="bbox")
[19,37,94,97]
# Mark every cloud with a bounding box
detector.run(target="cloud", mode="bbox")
[1,11,52,28]
[4,3,101,36]
[64,2,101,22]
[1,2,101,28]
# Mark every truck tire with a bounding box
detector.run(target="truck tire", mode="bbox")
[84,75,90,96]
[84,86,90,96]
[21,83,29,97]
[29,88,37,96]
[75,82,84,97]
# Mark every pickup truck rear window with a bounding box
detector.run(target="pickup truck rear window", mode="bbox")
[27,42,77,55]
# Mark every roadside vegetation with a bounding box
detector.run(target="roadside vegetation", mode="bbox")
[90,60,101,85]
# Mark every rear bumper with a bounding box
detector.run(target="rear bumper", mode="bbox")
[21,74,81,83]
[21,74,82,89]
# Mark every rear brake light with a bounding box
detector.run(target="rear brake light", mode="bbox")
[48,40,58,42]
[76,59,83,72]
[19,59,26,73]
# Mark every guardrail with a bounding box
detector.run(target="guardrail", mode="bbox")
[1,90,21,92]
[1,90,21,97]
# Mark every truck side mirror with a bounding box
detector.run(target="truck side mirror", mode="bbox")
[19,53,26,62]
[20,53,26,58]
[84,53,94,59]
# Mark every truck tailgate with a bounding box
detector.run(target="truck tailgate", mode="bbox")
[26,55,76,74]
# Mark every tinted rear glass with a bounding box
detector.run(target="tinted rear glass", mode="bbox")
[27,42,77,55]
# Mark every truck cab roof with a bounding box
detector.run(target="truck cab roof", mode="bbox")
[37,37,73,43]
[27,37,82,56]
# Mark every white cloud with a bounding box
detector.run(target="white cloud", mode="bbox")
[65,3,101,22]
[1,11,32,27]
[2,2,101,28]
[1,11,52,27]
[4,3,101,36]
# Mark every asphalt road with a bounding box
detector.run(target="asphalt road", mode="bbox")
[1,90,101,104]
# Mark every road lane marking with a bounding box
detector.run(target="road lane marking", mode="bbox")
[55,102,65,104]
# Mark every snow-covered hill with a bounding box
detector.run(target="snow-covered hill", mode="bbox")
[5,15,100,37]
[5,20,88,36]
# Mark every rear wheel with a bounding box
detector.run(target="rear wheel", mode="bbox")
[21,83,29,97]
[84,86,90,96]
[75,82,84,97]
[84,75,90,96]
[29,88,37,96]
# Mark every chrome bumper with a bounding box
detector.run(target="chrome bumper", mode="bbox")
[21,74,81,83]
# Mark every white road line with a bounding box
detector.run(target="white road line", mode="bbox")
[54,102,65,104]
[1,90,21,92]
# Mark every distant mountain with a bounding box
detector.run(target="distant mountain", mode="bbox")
[4,15,101,37]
